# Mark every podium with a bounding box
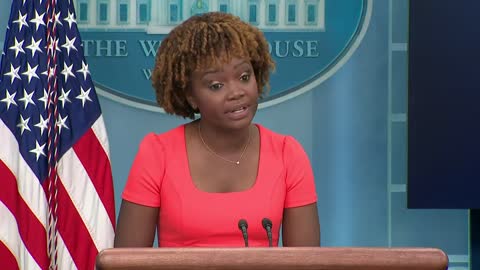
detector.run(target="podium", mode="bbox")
[96,247,448,270]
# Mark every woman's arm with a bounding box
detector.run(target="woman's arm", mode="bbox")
[282,202,320,246]
[114,200,159,247]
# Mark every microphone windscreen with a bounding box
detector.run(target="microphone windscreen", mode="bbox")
[262,218,272,229]
[238,219,248,229]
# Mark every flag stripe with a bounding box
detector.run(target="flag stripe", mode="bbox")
[39,182,78,270]
[54,177,99,270]
[91,116,111,161]
[58,147,115,251]
[73,125,115,227]
[0,122,48,228]
[54,233,78,270]
[0,239,20,270]
[0,161,48,269]
[0,201,42,270]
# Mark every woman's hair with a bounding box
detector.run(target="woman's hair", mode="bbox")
[151,12,275,119]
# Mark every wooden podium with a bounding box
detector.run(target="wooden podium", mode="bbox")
[96,247,448,270]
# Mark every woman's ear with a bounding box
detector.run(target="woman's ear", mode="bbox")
[186,94,197,110]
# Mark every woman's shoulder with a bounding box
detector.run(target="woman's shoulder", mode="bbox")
[256,124,305,153]
[256,124,295,144]
[140,124,185,147]
[256,123,284,140]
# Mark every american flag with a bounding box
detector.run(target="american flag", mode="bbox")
[0,0,115,269]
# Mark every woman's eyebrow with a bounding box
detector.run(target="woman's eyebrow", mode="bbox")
[198,60,251,79]
[234,60,251,69]
[197,68,221,80]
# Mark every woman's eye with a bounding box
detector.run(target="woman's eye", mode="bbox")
[209,83,223,90]
[240,73,250,81]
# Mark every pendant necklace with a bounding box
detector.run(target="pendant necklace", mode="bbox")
[198,123,251,165]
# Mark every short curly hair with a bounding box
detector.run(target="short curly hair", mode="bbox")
[151,12,275,119]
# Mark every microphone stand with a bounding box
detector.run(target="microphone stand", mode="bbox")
[238,219,249,247]
[262,218,273,247]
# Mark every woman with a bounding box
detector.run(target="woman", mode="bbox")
[114,12,320,247]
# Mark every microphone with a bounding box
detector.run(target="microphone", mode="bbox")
[262,218,273,247]
[238,219,249,247]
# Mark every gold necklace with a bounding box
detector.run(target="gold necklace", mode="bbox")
[197,123,251,165]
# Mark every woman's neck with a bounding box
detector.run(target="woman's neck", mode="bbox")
[196,121,252,154]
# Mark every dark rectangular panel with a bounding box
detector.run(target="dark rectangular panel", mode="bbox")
[407,0,480,209]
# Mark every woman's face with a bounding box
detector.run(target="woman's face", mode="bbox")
[188,57,259,131]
